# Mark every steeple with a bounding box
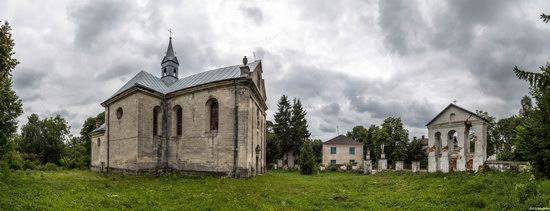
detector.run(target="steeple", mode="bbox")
[161,36,179,84]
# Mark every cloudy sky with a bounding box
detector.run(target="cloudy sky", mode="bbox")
[2,0,550,139]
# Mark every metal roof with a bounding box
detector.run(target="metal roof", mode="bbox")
[90,123,105,135]
[108,60,260,100]
[323,135,363,145]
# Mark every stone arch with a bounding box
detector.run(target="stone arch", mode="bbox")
[448,130,458,151]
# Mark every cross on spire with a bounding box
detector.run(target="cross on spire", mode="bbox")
[168,28,173,38]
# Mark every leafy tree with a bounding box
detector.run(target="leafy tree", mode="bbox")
[476,110,498,157]
[78,112,104,165]
[273,95,292,163]
[512,13,550,178]
[289,98,310,158]
[406,137,427,163]
[495,116,521,160]
[0,21,23,156]
[519,95,534,118]
[310,139,323,164]
[298,139,317,175]
[19,114,69,164]
[380,117,409,163]
[371,126,388,162]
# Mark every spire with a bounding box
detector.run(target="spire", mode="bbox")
[161,36,179,84]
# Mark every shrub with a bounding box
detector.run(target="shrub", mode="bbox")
[329,165,338,172]
[3,150,24,170]
[44,162,59,171]
[59,156,74,169]
[298,140,317,175]
[23,160,38,170]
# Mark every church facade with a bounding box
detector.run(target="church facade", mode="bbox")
[90,37,267,178]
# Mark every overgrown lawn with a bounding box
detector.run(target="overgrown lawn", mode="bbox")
[0,170,549,210]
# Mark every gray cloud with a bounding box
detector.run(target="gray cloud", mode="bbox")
[240,5,263,25]
[13,67,46,90]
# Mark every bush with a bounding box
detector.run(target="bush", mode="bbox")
[3,150,24,170]
[59,156,74,169]
[23,160,38,170]
[44,163,59,171]
[329,165,338,172]
[298,140,317,175]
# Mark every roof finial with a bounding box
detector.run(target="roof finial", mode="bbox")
[453,99,457,104]
[168,28,173,39]
[242,56,248,66]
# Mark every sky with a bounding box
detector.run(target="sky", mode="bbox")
[2,0,550,140]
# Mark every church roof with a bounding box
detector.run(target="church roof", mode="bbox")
[90,123,105,135]
[323,135,363,145]
[107,60,261,100]
[425,103,488,126]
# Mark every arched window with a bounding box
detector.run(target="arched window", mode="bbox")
[176,107,183,135]
[116,107,123,119]
[450,113,455,121]
[256,109,260,130]
[208,99,219,131]
[153,107,160,136]
[97,138,101,147]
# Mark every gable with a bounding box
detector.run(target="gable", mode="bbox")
[426,104,487,126]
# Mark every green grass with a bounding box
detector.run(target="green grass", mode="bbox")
[0,169,549,210]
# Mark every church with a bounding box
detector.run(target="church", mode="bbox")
[89,37,267,178]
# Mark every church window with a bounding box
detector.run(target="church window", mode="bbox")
[210,101,219,130]
[153,107,160,136]
[256,109,260,130]
[116,107,123,119]
[97,138,100,147]
[450,113,455,121]
[176,107,183,135]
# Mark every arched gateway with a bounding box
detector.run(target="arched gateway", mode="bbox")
[426,104,488,172]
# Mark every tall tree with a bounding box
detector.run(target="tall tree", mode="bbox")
[406,137,427,163]
[0,21,23,156]
[310,139,323,164]
[265,120,280,164]
[290,98,310,158]
[79,112,105,165]
[495,116,521,160]
[512,13,550,178]
[476,110,498,157]
[381,117,409,163]
[273,95,292,162]
[519,95,534,118]
[20,114,69,164]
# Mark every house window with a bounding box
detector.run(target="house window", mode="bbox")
[176,107,183,136]
[116,107,123,119]
[208,99,219,131]
[350,160,355,165]
[349,147,355,155]
[97,138,100,147]
[330,160,336,166]
[330,147,336,154]
[153,107,160,136]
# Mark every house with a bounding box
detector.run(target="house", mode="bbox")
[90,37,267,178]
[322,135,363,167]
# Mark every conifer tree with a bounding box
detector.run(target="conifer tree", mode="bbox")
[0,21,23,157]
[290,98,310,159]
[273,95,292,162]
[299,139,317,174]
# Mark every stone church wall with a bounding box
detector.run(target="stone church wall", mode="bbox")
[106,94,140,171]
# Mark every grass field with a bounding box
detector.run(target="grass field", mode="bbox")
[1,169,549,210]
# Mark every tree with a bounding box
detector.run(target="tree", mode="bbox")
[406,137,427,163]
[0,21,23,156]
[512,13,550,178]
[79,112,105,166]
[476,110,498,157]
[298,139,317,175]
[289,98,310,159]
[19,114,69,164]
[273,95,292,163]
[265,120,280,164]
[519,95,534,118]
[310,139,323,164]
[381,117,409,163]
